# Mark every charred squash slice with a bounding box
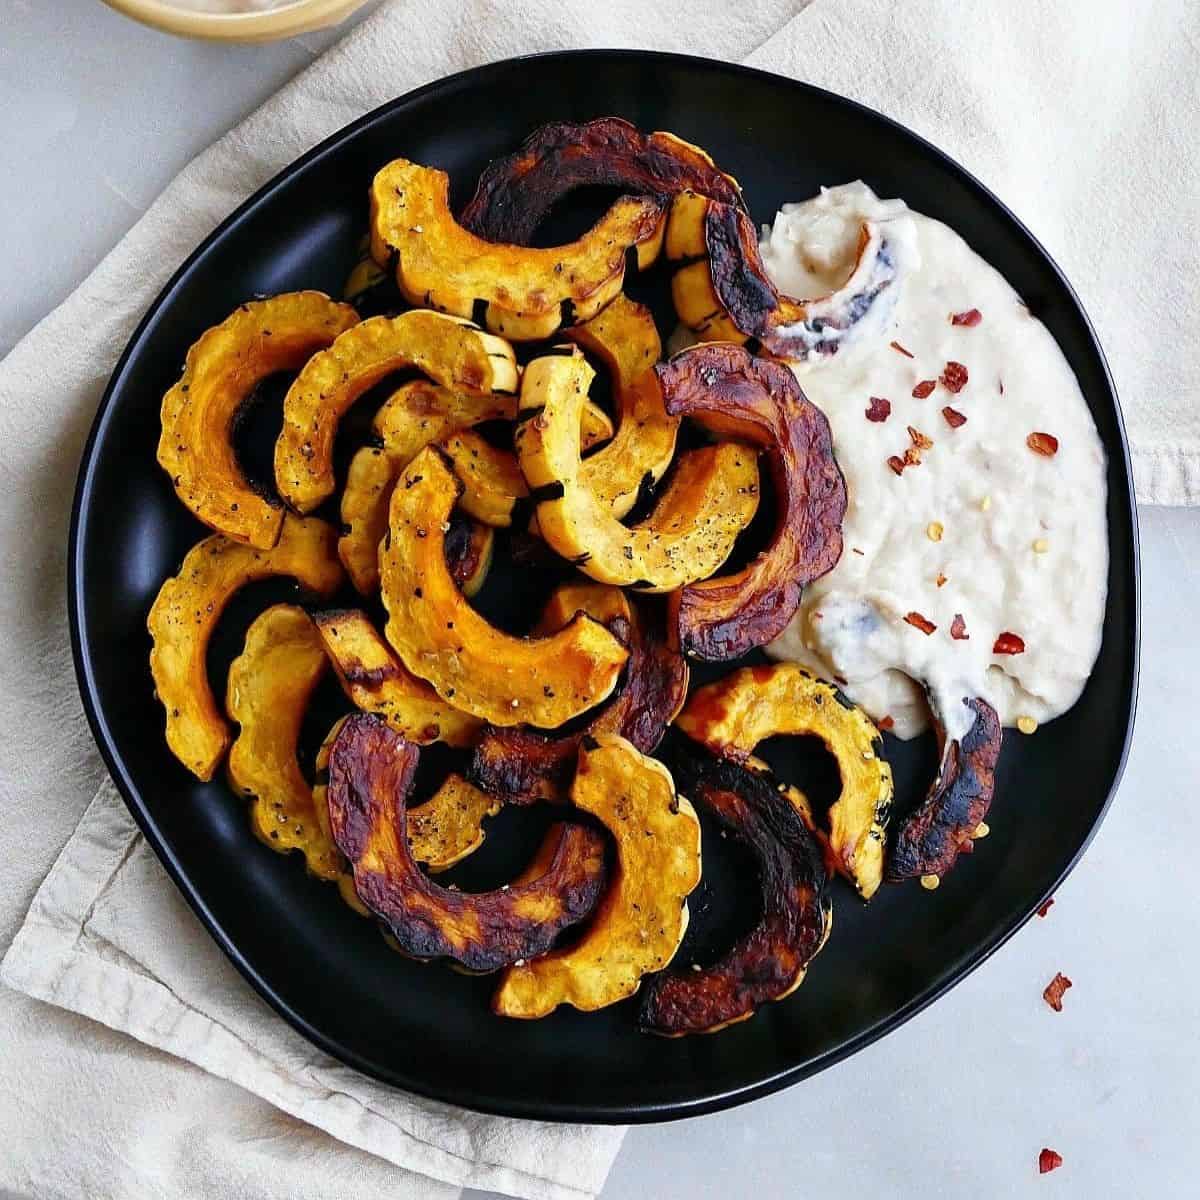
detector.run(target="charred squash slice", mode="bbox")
[668,193,903,360]
[641,741,832,1036]
[460,117,742,245]
[515,349,759,592]
[275,309,518,514]
[370,158,666,342]
[471,582,688,804]
[494,735,701,1018]
[889,696,1002,884]
[380,446,628,726]
[675,664,892,899]
[564,295,679,518]
[326,714,608,970]
[148,515,343,781]
[158,292,358,548]
[444,513,494,598]
[656,344,847,658]
[313,609,481,748]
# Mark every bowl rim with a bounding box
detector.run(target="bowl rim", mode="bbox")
[100,0,367,41]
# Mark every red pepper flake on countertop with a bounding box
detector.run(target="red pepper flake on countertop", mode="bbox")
[877,715,895,730]
[940,361,969,392]
[1027,431,1059,457]
[993,631,1026,655]
[1037,897,1055,918]
[865,396,891,422]
[950,614,969,640]
[912,379,937,399]
[905,612,937,635]
[1039,1149,1063,1175]
[942,405,967,428]
[886,454,907,476]
[951,308,983,327]
[1043,972,1072,1012]
[890,340,915,358]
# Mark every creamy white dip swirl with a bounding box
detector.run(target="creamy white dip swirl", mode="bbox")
[764,183,1108,743]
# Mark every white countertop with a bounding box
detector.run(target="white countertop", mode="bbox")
[3,5,1196,1197]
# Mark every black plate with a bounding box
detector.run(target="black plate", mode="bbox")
[69,51,1139,1123]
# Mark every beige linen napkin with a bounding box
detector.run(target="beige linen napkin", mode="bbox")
[1,0,1195,1197]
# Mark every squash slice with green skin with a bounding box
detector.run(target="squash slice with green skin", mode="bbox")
[675,663,892,899]
[275,309,518,514]
[369,157,666,341]
[493,735,701,1018]
[148,514,343,781]
[515,349,759,593]
[380,445,628,727]
[158,292,358,549]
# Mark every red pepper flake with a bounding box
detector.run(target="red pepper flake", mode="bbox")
[886,454,907,476]
[998,379,1005,395]
[936,572,948,588]
[951,308,983,327]
[865,396,892,422]
[912,379,937,399]
[1043,972,1072,1012]
[1027,431,1059,457]
[877,715,895,731]
[1039,1149,1063,1175]
[940,361,969,392]
[942,405,967,428]
[903,447,923,468]
[908,425,933,450]
[890,340,914,358]
[950,614,969,640]
[905,611,937,635]
[993,631,1026,655]
[1037,897,1055,918]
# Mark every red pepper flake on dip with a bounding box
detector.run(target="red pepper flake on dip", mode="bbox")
[951,308,983,327]
[1039,1149,1063,1175]
[886,454,907,476]
[865,396,891,422]
[905,612,937,635]
[942,405,967,428]
[1027,431,1059,457]
[940,361,969,392]
[1037,897,1055,918]
[877,715,895,730]
[912,379,937,398]
[890,340,914,358]
[993,631,1026,655]
[908,425,933,450]
[1043,972,1072,1012]
[950,614,969,640]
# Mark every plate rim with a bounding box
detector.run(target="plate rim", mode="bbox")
[67,48,1141,1124]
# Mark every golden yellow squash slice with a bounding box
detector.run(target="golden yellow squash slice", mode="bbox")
[158,292,358,549]
[493,735,702,1018]
[380,445,628,726]
[148,514,344,781]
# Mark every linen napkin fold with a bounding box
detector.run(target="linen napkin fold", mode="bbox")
[1,0,1195,1197]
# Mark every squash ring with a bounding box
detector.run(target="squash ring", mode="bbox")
[471,582,689,804]
[275,309,519,514]
[888,696,1002,883]
[380,445,628,727]
[675,664,892,899]
[460,117,743,245]
[640,741,832,1036]
[326,714,608,971]
[493,734,701,1018]
[656,343,847,658]
[370,157,666,342]
[148,514,344,781]
[515,349,760,593]
[158,292,358,548]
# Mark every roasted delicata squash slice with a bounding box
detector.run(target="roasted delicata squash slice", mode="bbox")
[676,664,892,900]
[667,192,903,360]
[226,605,349,891]
[460,116,743,245]
[380,446,628,727]
[326,715,608,970]
[148,515,343,781]
[313,608,481,747]
[889,695,1002,884]
[440,431,529,528]
[641,741,832,1036]
[369,157,666,341]
[656,344,847,658]
[158,292,358,549]
[515,349,759,592]
[564,295,679,519]
[471,582,689,804]
[494,735,701,1018]
[275,309,519,513]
